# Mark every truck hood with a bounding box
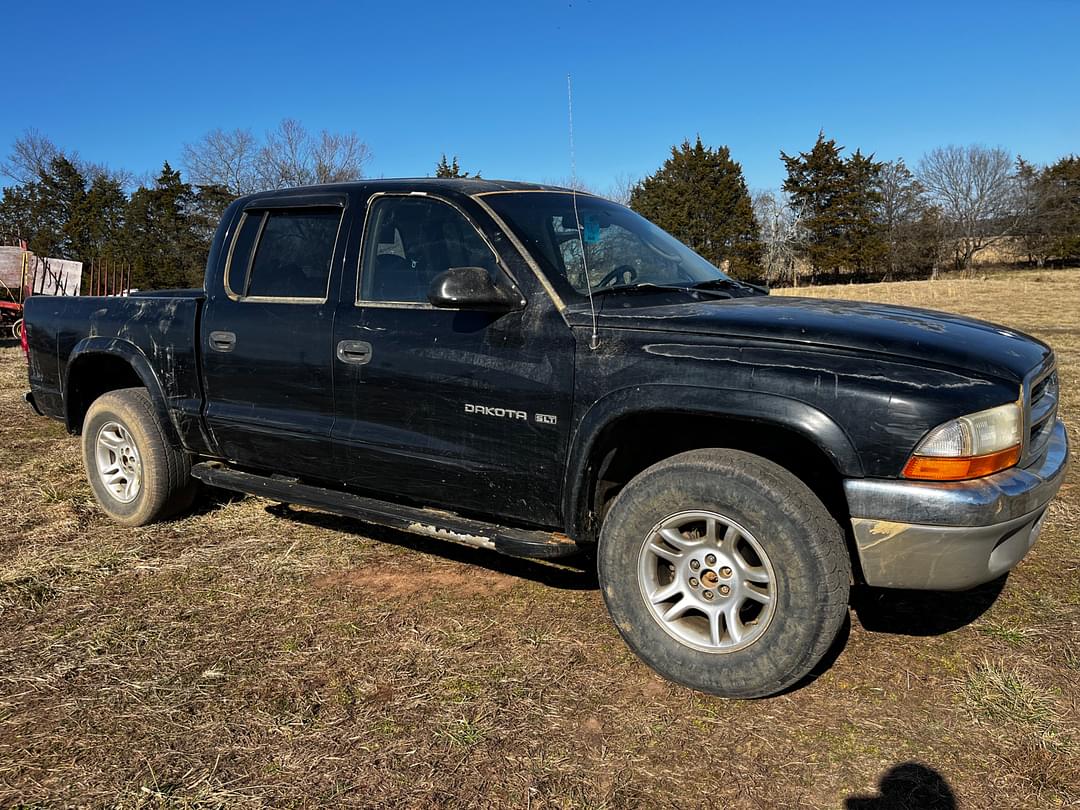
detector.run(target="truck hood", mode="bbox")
[570,295,1050,383]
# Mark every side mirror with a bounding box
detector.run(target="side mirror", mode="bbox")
[428,266,521,311]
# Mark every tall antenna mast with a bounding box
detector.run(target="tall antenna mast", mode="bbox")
[568,73,599,350]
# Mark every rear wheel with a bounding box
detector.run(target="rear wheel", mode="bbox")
[82,387,197,526]
[598,448,850,698]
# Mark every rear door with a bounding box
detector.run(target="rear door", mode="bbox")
[331,192,574,527]
[200,194,348,478]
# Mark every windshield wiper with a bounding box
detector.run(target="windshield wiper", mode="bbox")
[690,277,768,295]
[590,282,732,299]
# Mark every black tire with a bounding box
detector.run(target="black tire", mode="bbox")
[82,387,198,526]
[598,448,850,698]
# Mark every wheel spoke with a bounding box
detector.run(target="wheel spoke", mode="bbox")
[649,581,683,605]
[99,430,124,451]
[708,607,724,647]
[662,598,693,622]
[740,563,771,584]
[720,524,740,553]
[705,517,721,542]
[724,603,744,644]
[743,584,772,605]
[648,538,683,563]
[657,527,693,551]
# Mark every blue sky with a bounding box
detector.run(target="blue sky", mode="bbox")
[4,0,1078,192]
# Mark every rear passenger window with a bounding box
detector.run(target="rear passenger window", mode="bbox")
[227,208,342,300]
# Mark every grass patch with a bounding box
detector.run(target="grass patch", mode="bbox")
[978,620,1034,645]
[960,659,1072,752]
[1,269,1078,807]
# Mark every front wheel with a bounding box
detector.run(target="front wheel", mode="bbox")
[82,387,198,526]
[598,449,850,698]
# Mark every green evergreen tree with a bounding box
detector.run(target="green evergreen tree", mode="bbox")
[78,174,128,261]
[125,162,204,289]
[781,132,885,280]
[1045,156,1080,262]
[0,156,90,258]
[1019,155,1080,265]
[629,137,761,279]
[435,154,478,178]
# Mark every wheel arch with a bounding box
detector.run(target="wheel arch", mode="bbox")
[64,337,180,446]
[564,385,862,543]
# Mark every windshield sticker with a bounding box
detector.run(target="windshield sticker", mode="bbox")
[582,215,601,244]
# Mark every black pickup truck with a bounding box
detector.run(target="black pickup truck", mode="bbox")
[23,179,1068,698]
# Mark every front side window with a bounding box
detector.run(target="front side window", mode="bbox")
[227,207,342,300]
[482,192,732,302]
[359,196,499,303]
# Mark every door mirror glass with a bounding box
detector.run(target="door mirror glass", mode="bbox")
[428,266,520,311]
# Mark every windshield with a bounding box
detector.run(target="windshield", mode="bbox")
[481,191,732,302]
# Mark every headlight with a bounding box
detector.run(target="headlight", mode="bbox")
[902,402,1022,481]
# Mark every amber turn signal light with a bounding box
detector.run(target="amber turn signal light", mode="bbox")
[902,445,1021,481]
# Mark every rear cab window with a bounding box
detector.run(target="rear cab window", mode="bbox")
[226,207,343,301]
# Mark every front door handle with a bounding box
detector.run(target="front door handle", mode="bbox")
[336,340,373,365]
[209,330,236,352]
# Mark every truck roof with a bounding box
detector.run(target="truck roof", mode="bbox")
[237,178,582,203]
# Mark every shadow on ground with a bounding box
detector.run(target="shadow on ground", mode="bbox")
[845,761,957,809]
[251,497,1009,636]
[851,576,1008,636]
[264,502,598,591]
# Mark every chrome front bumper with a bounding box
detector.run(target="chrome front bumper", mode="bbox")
[844,420,1069,590]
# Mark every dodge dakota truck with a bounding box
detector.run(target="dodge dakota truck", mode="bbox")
[23,179,1069,698]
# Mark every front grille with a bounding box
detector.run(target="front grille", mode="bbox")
[1025,366,1058,465]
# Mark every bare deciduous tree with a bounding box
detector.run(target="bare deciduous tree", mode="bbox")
[311,129,372,185]
[0,128,60,184]
[604,172,638,206]
[752,189,803,286]
[2,129,134,191]
[255,119,371,189]
[877,159,946,279]
[182,119,372,196]
[181,127,260,196]
[917,145,1018,274]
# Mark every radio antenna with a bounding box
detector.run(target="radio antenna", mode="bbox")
[568,73,599,350]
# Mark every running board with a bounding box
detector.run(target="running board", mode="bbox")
[190,462,580,560]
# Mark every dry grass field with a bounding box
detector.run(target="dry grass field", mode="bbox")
[1,268,1078,808]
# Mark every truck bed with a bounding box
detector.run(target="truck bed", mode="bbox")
[24,290,204,431]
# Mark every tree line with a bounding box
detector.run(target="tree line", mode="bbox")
[1,124,1077,292]
[0,120,371,290]
[630,133,1079,285]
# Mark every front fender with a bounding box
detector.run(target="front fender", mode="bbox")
[562,384,862,539]
[65,336,181,445]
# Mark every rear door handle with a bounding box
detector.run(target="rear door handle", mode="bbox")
[209,330,236,352]
[336,340,373,365]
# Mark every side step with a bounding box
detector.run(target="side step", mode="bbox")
[190,462,580,560]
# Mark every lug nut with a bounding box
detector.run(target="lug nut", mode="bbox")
[719,585,731,596]
[705,554,717,566]
[690,559,701,571]
[720,566,732,578]
[689,577,699,588]
[703,590,714,600]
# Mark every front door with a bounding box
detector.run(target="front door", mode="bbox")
[331,193,573,527]
[201,197,347,478]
